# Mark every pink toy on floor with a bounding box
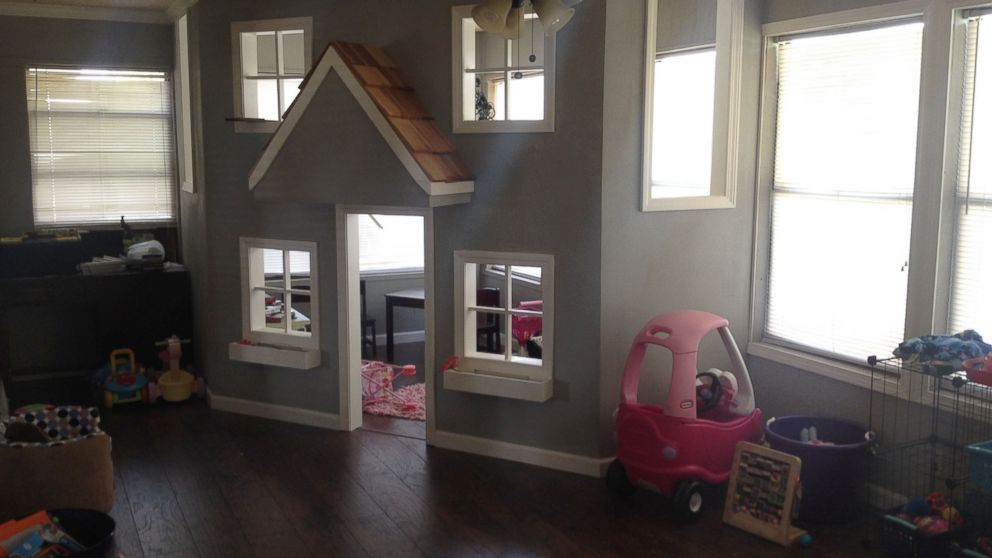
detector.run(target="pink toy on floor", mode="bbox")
[361,360,418,415]
[607,310,764,520]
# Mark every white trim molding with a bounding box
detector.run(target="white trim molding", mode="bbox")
[0,1,170,23]
[431,429,613,477]
[641,0,761,212]
[337,205,436,440]
[207,389,340,429]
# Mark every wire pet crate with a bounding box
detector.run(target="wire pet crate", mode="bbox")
[866,356,992,555]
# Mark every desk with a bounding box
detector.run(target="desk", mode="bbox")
[384,288,424,362]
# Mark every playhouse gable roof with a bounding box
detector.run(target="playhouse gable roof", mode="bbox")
[249,41,474,204]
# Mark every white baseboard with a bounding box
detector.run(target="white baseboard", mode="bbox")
[431,429,613,478]
[373,330,425,345]
[207,389,340,429]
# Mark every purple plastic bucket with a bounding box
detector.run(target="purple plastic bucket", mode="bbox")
[765,416,871,523]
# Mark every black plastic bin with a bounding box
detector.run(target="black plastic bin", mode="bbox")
[765,416,871,523]
[38,509,115,557]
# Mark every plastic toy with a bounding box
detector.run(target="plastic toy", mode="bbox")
[361,361,418,412]
[154,336,195,402]
[607,310,763,519]
[799,533,813,548]
[100,349,149,409]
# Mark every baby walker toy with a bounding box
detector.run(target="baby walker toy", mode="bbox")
[362,361,418,414]
[607,310,764,519]
[100,348,150,409]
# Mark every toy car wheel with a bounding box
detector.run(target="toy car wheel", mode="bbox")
[673,481,706,521]
[606,460,636,497]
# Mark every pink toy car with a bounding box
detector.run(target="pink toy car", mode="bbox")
[607,310,764,519]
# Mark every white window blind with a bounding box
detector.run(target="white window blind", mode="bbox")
[27,67,177,226]
[263,249,311,275]
[358,215,424,273]
[650,48,716,199]
[950,13,992,335]
[765,22,923,362]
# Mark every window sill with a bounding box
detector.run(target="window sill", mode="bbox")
[443,368,552,402]
[747,341,875,390]
[453,119,554,134]
[234,120,280,134]
[228,341,320,370]
[642,194,735,212]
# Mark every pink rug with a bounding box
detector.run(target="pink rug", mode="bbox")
[362,382,425,421]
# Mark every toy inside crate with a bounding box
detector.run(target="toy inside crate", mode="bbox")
[866,356,992,556]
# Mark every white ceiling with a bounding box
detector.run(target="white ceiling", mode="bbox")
[3,0,171,9]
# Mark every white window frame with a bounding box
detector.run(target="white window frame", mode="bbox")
[641,0,759,212]
[450,5,557,134]
[27,65,178,228]
[175,13,195,193]
[447,250,554,402]
[230,17,313,134]
[240,237,319,351]
[748,0,987,389]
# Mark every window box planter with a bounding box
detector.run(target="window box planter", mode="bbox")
[443,368,552,402]
[228,342,320,370]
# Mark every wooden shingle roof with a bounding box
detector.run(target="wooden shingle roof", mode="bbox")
[249,40,474,203]
[331,41,473,184]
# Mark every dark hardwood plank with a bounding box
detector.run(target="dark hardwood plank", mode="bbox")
[95,401,873,558]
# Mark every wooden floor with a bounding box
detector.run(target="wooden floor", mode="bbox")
[98,401,873,557]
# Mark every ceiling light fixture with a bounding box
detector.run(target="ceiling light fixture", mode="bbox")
[471,0,577,40]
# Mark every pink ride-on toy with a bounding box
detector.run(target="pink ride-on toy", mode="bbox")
[607,310,764,519]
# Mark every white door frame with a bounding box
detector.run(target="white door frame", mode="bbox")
[335,204,436,442]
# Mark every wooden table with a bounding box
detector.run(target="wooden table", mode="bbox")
[384,288,424,362]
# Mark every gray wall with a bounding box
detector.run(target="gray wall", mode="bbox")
[598,0,910,455]
[0,16,174,235]
[186,0,606,459]
[433,0,606,457]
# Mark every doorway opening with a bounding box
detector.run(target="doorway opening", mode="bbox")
[338,208,432,441]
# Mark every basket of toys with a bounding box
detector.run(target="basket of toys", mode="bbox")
[964,354,992,387]
[879,495,966,558]
[967,440,992,493]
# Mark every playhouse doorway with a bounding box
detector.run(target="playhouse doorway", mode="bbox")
[337,207,433,441]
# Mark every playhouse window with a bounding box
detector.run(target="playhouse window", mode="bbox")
[239,237,318,350]
[451,5,556,133]
[231,17,313,133]
[452,251,554,383]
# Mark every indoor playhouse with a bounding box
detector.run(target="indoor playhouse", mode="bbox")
[607,309,764,518]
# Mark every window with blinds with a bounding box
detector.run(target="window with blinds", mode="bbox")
[357,215,424,273]
[950,13,992,335]
[26,67,177,227]
[764,22,923,362]
[650,48,716,199]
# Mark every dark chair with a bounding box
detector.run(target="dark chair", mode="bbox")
[361,279,377,358]
[476,287,501,353]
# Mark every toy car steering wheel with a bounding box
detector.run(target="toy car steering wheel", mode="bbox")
[695,371,723,413]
